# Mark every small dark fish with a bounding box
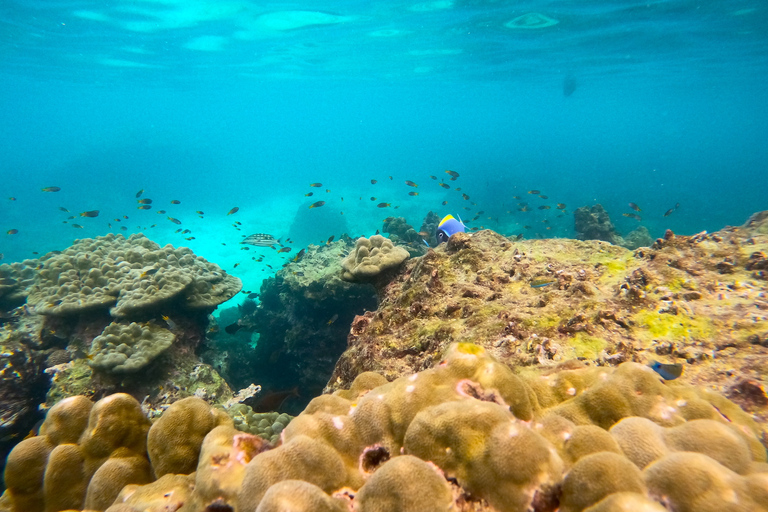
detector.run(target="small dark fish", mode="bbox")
[8,197,16,201]
[439,183,450,189]
[405,180,418,188]
[138,198,152,204]
[408,192,419,196]
[196,210,204,215]
[370,197,377,201]
[513,234,524,241]
[171,200,181,204]
[327,235,335,244]
[225,322,243,335]
[512,195,521,200]
[327,313,339,325]
[167,217,181,225]
[371,179,377,184]
[305,192,314,197]
[538,205,551,210]
[649,361,683,380]
[247,292,259,299]
[528,190,540,195]
[442,201,448,206]
[80,210,99,218]
[141,268,159,278]
[72,224,84,229]
[310,182,322,187]
[58,207,69,212]
[623,213,642,221]
[291,248,305,262]
[41,186,61,192]
[628,202,642,212]
[462,194,470,200]
[455,188,461,191]
[136,189,144,198]
[182,229,191,234]
[67,215,76,219]
[445,170,459,178]
[233,263,239,268]
[185,236,195,240]
[156,210,166,214]
[6,229,18,235]
[120,226,127,230]
[227,207,239,215]
[277,247,292,253]
[309,201,326,209]
[123,215,129,219]
[138,205,152,210]
[539,195,548,199]
[175,228,182,233]
[326,189,331,193]
[556,203,566,210]
[531,277,556,288]
[430,175,437,180]
[663,203,680,217]
[377,203,391,208]
[519,206,531,212]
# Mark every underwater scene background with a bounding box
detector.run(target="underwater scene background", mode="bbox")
[2,1,768,510]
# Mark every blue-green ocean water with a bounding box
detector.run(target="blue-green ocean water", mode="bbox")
[2,0,767,301]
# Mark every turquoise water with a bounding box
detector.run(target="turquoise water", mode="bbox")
[2,0,767,299]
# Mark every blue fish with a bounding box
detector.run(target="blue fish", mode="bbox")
[649,361,683,380]
[436,214,466,244]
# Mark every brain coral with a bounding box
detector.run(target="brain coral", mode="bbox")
[27,233,241,317]
[341,234,409,283]
[89,321,175,374]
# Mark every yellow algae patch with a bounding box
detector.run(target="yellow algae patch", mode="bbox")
[569,332,608,359]
[631,310,716,344]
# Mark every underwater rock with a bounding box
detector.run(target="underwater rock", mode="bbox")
[382,217,427,257]
[326,213,768,433]
[574,204,623,245]
[622,225,654,250]
[209,240,377,414]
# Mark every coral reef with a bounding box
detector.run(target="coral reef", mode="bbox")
[382,217,428,256]
[27,233,241,318]
[327,213,768,432]
[3,342,766,512]
[0,260,38,312]
[574,204,622,245]
[341,234,410,284]
[208,240,378,413]
[89,321,174,374]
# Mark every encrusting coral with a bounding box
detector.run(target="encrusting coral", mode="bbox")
[2,342,768,512]
[89,321,175,374]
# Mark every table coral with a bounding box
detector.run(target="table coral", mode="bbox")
[27,233,241,318]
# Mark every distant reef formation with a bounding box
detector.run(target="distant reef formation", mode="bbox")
[1,211,768,511]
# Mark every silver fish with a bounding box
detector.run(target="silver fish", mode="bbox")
[241,233,278,247]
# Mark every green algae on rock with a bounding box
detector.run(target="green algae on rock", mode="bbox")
[327,213,768,431]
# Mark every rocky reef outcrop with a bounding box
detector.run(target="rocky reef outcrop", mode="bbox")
[211,240,378,413]
[328,213,768,433]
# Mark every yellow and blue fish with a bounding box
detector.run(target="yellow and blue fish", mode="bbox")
[436,214,466,244]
